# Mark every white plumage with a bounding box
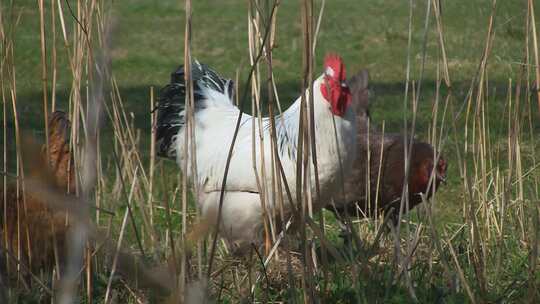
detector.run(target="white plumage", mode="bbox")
[156,57,356,251]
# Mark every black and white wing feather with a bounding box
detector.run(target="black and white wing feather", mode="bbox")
[155,60,235,159]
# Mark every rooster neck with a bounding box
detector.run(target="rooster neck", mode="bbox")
[271,77,334,159]
[273,76,356,202]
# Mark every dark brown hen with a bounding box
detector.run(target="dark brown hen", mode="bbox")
[44,110,76,194]
[327,71,447,225]
[1,111,76,272]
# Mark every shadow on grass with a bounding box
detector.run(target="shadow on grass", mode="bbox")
[8,79,538,139]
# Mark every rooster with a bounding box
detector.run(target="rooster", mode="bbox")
[156,55,357,251]
[1,111,75,272]
[327,70,447,227]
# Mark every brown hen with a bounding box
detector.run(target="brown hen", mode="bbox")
[327,70,447,225]
[1,111,76,272]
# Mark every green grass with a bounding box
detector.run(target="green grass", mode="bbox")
[2,0,540,302]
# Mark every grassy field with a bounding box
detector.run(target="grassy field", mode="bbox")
[2,0,540,302]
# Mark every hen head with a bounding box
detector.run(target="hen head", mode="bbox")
[410,149,447,197]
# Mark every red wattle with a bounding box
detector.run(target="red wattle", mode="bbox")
[321,79,352,117]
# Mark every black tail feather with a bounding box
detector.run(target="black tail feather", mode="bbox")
[155,61,234,159]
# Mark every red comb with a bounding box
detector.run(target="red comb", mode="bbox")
[324,53,346,81]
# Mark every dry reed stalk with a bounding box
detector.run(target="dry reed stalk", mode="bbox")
[66,0,85,199]
[104,170,138,304]
[447,239,476,304]
[87,12,110,302]
[162,178,178,275]
[57,2,94,301]
[107,80,155,245]
[54,9,81,211]
[250,2,310,296]
[86,242,92,304]
[373,121,385,230]
[106,85,136,194]
[423,191,454,297]
[507,65,526,246]
[297,0,311,299]
[394,224,423,283]
[523,7,540,204]
[180,0,195,299]
[528,0,540,116]
[9,44,32,284]
[390,0,427,299]
[206,2,277,278]
[304,0,332,288]
[256,0,283,253]
[38,0,49,161]
[430,17,452,159]
[431,0,451,87]
[95,118,103,227]
[365,118,372,221]
[424,78,451,289]
[110,81,150,193]
[0,4,9,277]
[390,4,414,287]
[526,2,540,301]
[247,0,272,255]
[528,206,540,302]
[466,1,498,297]
[148,87,156,228]
[110,146,146,256]
[259,2,275,254]
[56,0,80,81]
[51,0,57,112]
[260,0,296,284]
